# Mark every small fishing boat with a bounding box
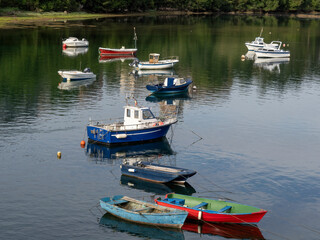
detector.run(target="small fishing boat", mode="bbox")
[131,53,179,70]
[62,37,88,47]
[87,96,177,145]
[120,160,197,183]
[58,68,96,82]
[146,77,192,95]
[155,193,267,224]
[254,41,290,58]
[99,47,137,56]
[99,195,188,228]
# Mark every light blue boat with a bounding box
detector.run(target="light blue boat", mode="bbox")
[99,195,188,228]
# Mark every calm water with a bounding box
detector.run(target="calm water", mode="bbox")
[0,15,320,240]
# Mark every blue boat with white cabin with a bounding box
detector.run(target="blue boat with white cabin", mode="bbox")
[121,160,197,184]
[146,77,192,95]
[87,97,177,145]
[99,195,188,228]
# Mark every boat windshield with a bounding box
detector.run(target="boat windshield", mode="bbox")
[142,109,155,119]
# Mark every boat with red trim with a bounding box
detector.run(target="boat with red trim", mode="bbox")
[155,193,267,224]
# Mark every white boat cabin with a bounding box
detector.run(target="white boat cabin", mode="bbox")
[149,53,160,63]
[164,77,187,87]
[123,105,158,126]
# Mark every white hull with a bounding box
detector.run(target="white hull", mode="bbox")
[58,70,96,81]
[137,60,179,70]
[63,37,89,47]
[255,50,290,58]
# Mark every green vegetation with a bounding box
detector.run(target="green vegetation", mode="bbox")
[0,0,319,13]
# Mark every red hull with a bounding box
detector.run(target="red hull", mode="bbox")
[182,221,265,239]
[154,199,267,224]
[99,47,137,56]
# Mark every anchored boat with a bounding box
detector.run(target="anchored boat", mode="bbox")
[120,160,196,183]
[99,195,188,228]
[62,37,88,47]
[87,97,177,145]
[58,68,96,82]
[131,53,179,70]
[146,77,192,95]
[155,193,267,224]
[254,41,290,58]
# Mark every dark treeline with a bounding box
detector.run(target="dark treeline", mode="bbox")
[0,0,319,13]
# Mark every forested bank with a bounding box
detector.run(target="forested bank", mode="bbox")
[0,0,319,14]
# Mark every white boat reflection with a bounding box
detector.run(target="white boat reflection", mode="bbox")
[62,47,88,57]
[254,57,290,72]
[57,78,95,90]
[133,69,175,77]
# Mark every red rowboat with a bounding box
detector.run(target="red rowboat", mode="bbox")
[155,193,267,224]
[99,47,137,56]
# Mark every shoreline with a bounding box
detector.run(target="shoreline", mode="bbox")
[0,10,319,29]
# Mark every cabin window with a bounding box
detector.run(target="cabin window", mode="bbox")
[127,109,131,117]
[134,110,139,119]
[142,110,155,119]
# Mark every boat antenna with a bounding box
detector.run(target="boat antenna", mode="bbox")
[133,27,138,50]
[259,27,263,37]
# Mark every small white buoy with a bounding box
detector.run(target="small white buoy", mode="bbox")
[287,44,289,47]
[269,32,271,34]
[193,85,197,90]
[57,151,61,159]
[241,55,245,60]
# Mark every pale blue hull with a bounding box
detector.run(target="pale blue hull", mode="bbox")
[100,196,188,228]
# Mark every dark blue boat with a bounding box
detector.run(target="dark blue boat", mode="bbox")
[99,195,188,228]
[120,161,197,183]
[87,97,177,145]
[146,77,192,95]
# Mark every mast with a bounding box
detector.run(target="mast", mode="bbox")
[133,27,138,50]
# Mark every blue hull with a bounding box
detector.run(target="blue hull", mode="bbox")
[100,196,188,228]
[146,80,192,95]
[121,162,197,183]
[62,77,93,82]
[87,124,171,145]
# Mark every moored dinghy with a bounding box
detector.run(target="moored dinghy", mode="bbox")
[146,77,192,95]
[100,195,188,228]
[120,160,197,183]
[131,53,179,70]
[155,193,267,224]
[58,68,96,82]
[62,37,89,47]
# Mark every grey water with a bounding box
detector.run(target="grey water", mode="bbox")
[0,15,320,239]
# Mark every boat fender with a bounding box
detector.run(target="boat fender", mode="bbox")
[128,169,135,172]
[158,121,164,126]
[198,210,202,220]
[152,123,157,127]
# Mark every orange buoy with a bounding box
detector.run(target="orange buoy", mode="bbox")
[57,151,61,159]
[80,140,86,148]
[62,44,67,49]
[159,121,164,126]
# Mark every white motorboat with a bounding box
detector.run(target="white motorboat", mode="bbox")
[130,53,179,70]
[254,41,290,58]
[58,68,96,82]
[245,37,278,51]
[62,37,89,47]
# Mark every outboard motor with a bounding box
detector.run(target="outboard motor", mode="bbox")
[129,59,139,67]
[83,68,91,73]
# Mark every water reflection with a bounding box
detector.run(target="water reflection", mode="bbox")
[120,175,196,195]
[86,138,174,163]
[131,69,175,77]
[62,47,88,57]
[99,213,185,240]
[99,55,136,63]
[182,220,264,239]
[146,92,191,104]
[57,78,96,90]
[254,57,290,73]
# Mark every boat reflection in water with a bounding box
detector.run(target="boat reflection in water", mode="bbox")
[99,55,135,63]
[62,47,88,57]
[120,175,196,195]
[182,220,265,239]
[146,92,191,104]
[99,213,185,240]
[57,78,96,90]
[132,69,175,77]
[86,137,174,163]
[254,57,290,73]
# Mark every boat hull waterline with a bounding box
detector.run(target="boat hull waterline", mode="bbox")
[99,47,137,56]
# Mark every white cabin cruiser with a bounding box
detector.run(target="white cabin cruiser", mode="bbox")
[245,37,278,51]
[254,41,290,58]
[62,37,89,47]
